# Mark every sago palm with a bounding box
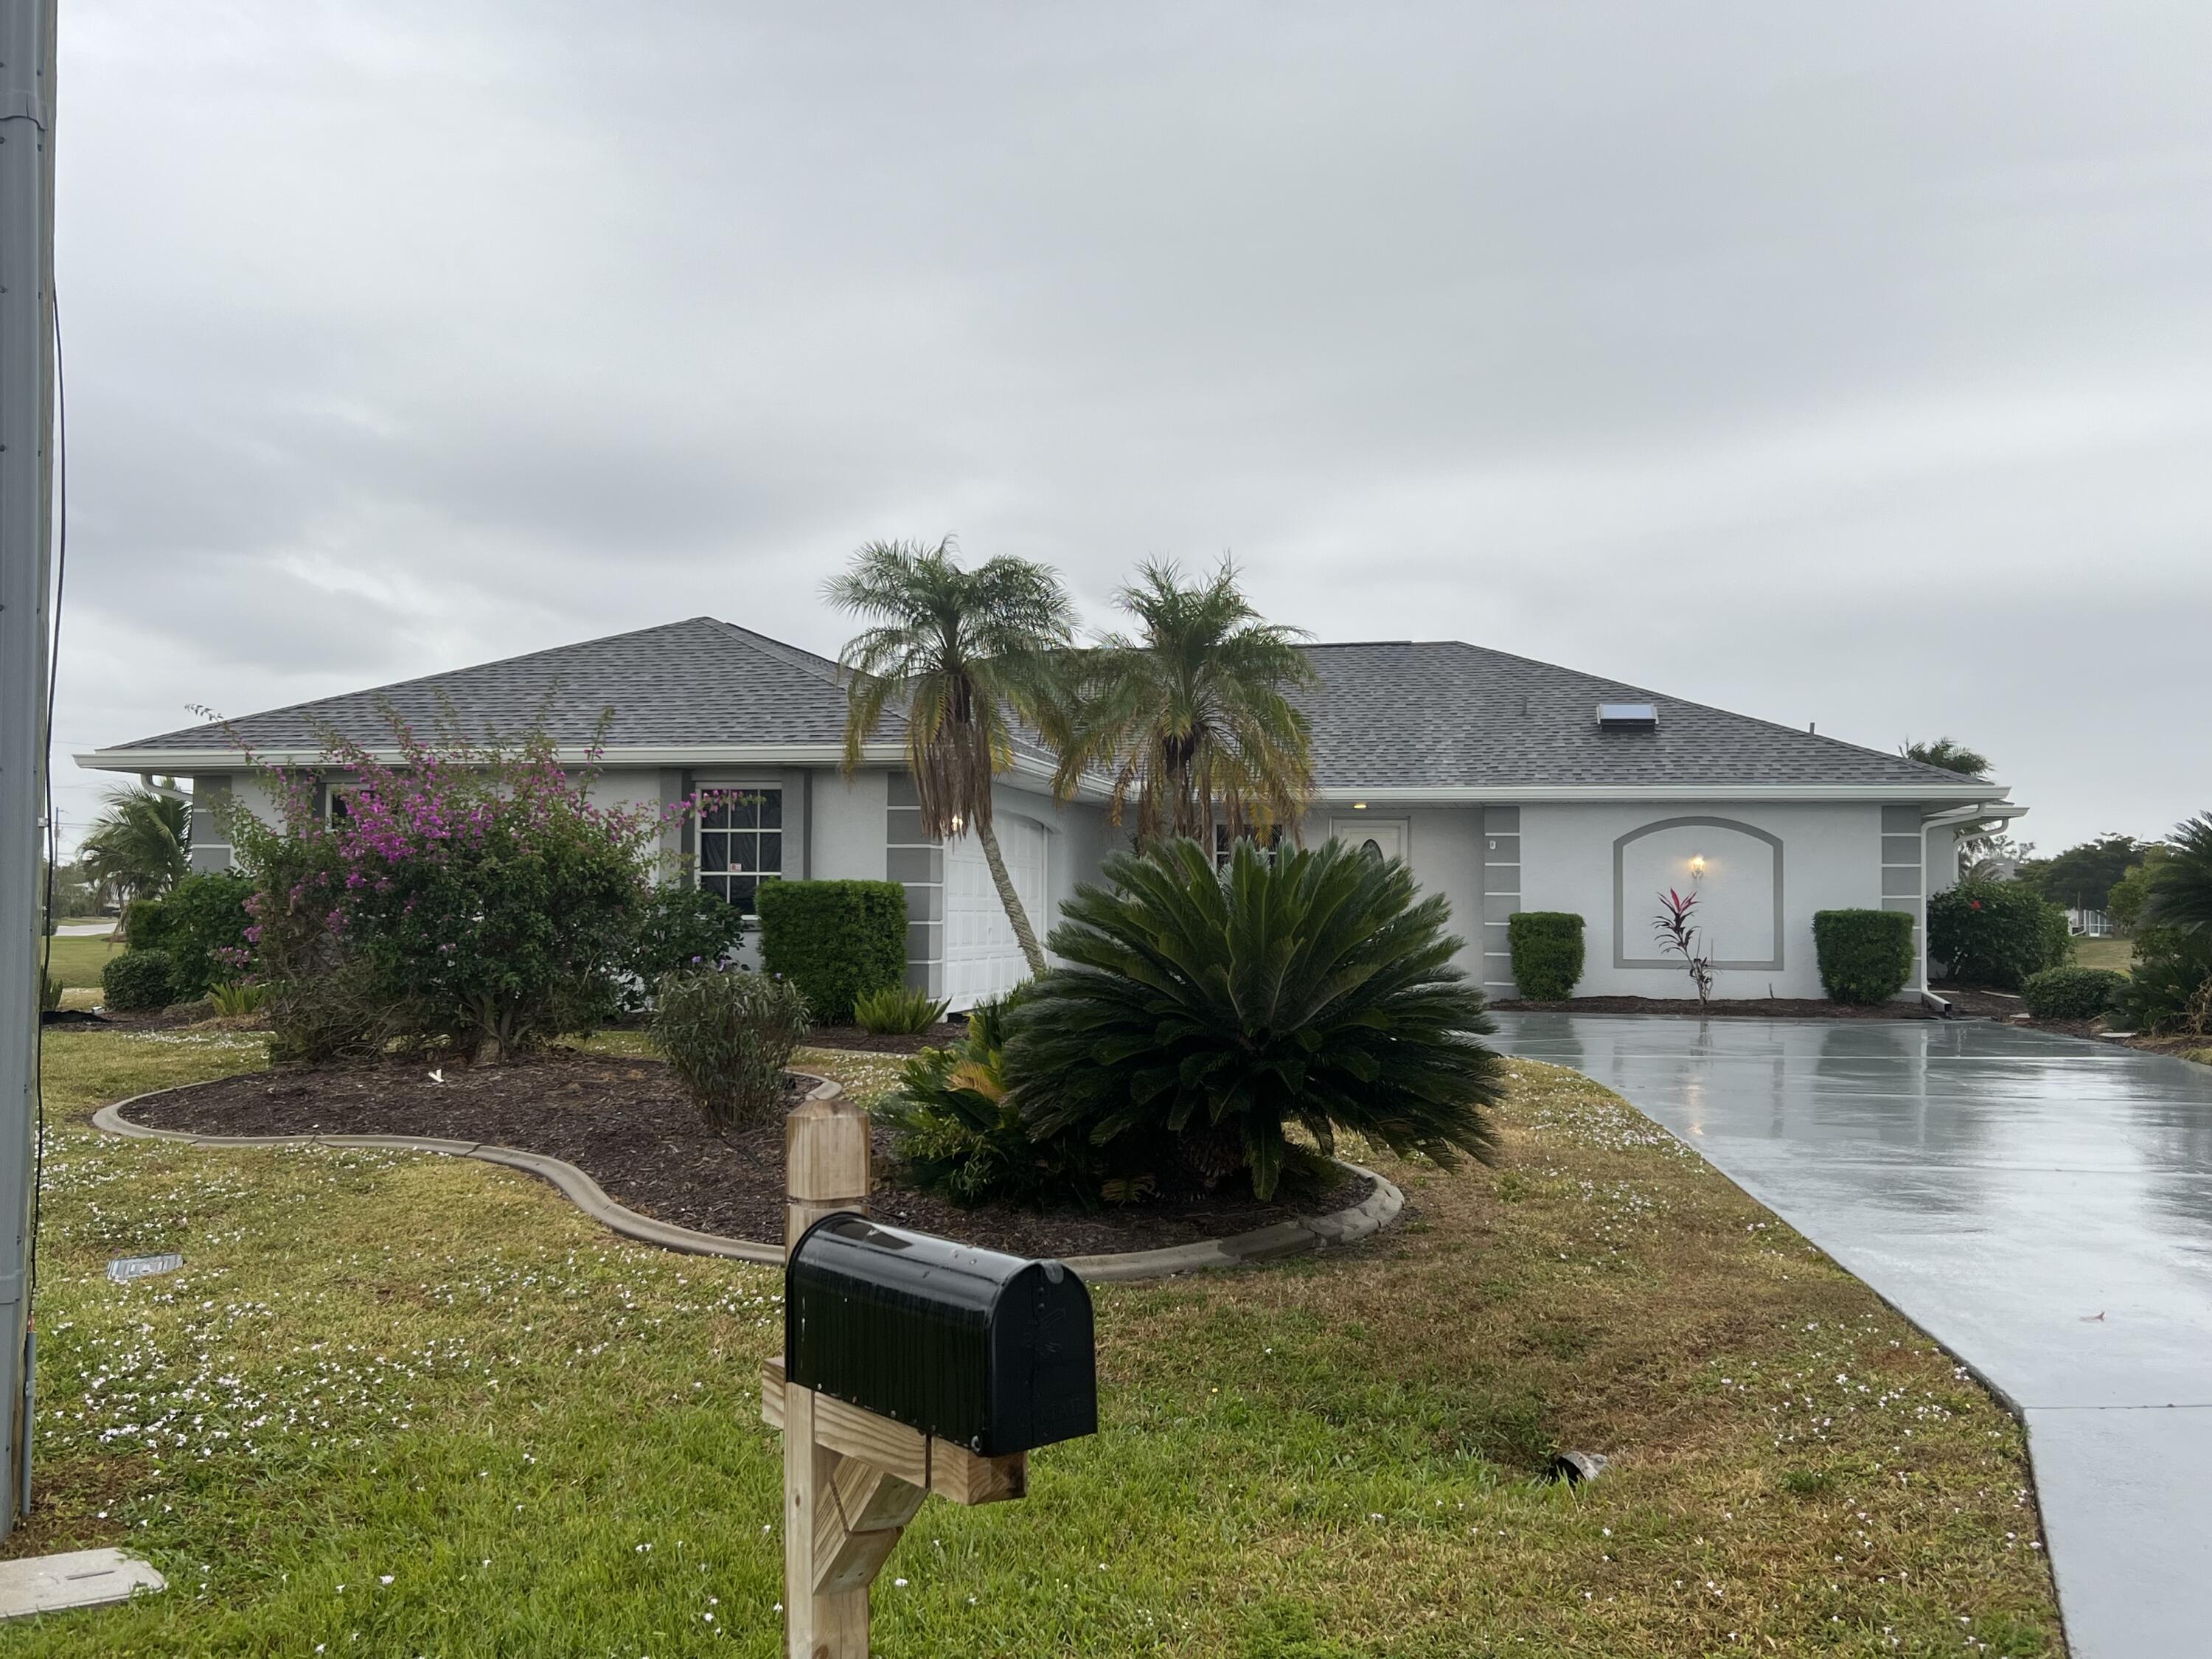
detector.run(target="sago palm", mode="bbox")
[78,782,190,909]
[1051,560,1315,849]
[826,538,1075,975]
[2142,813,2212,933]
[1006,836,1503,1200]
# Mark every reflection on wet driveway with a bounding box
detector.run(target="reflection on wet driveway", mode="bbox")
[1491,1013,2212,1659]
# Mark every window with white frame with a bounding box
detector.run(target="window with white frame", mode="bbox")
[698,787,782,913]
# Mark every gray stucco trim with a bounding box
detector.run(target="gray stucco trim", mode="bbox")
[1612,815,1785,972]
[886,771,943,996]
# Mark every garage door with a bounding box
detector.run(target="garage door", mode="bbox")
[942,815,1049,1011]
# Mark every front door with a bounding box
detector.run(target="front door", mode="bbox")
[1332,816,1409,866]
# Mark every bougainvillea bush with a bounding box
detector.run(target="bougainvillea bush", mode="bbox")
[231,726,666,1062]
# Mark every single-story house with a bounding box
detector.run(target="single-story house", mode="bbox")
[77,616,2023,1009]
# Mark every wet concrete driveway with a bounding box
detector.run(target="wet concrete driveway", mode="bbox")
[1491,1013,2212,1659]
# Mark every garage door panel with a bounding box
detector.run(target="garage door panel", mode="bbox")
[942,818,1048,1010]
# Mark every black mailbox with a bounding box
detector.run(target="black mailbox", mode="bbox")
[786,1214,1097,1456]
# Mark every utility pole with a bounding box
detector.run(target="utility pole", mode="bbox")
[0,0,58,1537]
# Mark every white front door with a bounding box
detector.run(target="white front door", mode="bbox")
[1332,816,1409,866]
[942,816,1050,1011]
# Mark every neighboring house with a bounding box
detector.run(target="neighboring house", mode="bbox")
[77,618,2022,1008]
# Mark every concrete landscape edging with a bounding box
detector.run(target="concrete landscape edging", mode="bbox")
[91,1075,1405,1282]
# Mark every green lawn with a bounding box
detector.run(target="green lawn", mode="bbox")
[37,934,125,990]
[2069,934,2132,974]
[1,1030,2062,1656]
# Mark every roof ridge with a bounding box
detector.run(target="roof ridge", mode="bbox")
[696,617,850,689]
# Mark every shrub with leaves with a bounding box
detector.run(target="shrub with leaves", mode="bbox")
[102,949,176,1012]
[1506,911,1584,1000]
[1006,837,1503,1200]
[852,983,951,1035]
[622,883,749,1008]
[209,979,271,1018]
[883,993,1105,1208]
[2021,965,2129,1021]
[122,870,254,999]
[650,967,811,1127]
[1927,880,2072,990]
[2124,926,2212,1034]
[1812,909,1916,1004]
[232,723,666,1062]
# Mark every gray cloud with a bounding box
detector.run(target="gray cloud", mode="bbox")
[52,0,2212,854]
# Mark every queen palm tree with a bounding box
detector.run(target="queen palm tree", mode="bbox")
[1051,560,1315,849]
[827,539,1075,977]
[78,781,190,912]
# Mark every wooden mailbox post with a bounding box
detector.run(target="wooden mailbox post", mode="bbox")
[768,1093,1058,1659]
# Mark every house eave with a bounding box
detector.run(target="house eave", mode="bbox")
[73,743,1110,801]
[1310,783,2014,807]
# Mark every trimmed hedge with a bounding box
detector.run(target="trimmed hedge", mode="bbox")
[1927,880,2073,990]
[1507,912,1585,1001]
[2022,965,2129,1022]
[1812,908,1916,1004]
[756,879,910,1023]
[124,872,254,998]
[102,948,176,1012]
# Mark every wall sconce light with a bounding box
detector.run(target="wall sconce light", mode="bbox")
[950,813,964,834]
[1689,855,1705,876]
[1352,801,1368,810]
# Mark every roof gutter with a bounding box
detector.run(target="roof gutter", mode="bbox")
[76,744,1112,802]
[1309,783,2016,807]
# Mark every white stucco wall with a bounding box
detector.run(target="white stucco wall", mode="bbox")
[1519,801,1891,1000]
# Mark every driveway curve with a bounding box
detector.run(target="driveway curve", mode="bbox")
[1492,1012,2212,1659]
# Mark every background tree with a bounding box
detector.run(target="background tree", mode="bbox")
[827,538,1074,976]
[1051,560,1315,849]
[2107,845,2170,935]
[2017,833,2143,913]
[1902,737,1990,777]
[77,781,190,911]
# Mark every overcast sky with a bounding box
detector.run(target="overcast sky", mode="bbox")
[53,2,2211,855]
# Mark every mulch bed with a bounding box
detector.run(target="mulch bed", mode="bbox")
[1492,995,1935,1020]
[120,1051,1367,1259]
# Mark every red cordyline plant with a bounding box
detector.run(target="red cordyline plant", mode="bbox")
[231,714,694,1062]
[1653,886,1717,1008]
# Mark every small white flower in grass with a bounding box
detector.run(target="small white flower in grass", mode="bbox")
[893,1577,908,1587]
[380,1575,393,1585]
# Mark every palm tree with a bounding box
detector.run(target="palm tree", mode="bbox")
[1051,560,1315,849]
[2141,813,2212,933]
[826,538,1075,976]
[1902,737,1991,777]
[78,782,190,912]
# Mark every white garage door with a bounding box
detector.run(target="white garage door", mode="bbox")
[942,816,1049,1010]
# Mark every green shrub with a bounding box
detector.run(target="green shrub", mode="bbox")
[1006,837,1505,1201]
[265,957,391,1068]
[102,949,176,1012]
[884,994,1102,1208]
[2022,965,2129,1021]
[755,880,908,1024]
[2124,926,2212,1034]
[1812,909,1916,1004]
[852,983,951,1034]
[122,871,254,998]
[1506,912,1584,1000]
[650,967,812,1127]
[209,979,271,1018]
[39,971,62,1014]
[623,884,749,1007]
[1927,880,2072,990]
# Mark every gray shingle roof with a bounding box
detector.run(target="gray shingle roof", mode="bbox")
[97,620,1992,794]
[105,617,893,754]
[1296,641,1986,790]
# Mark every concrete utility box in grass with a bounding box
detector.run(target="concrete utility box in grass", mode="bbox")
[787,1214,1097,1456]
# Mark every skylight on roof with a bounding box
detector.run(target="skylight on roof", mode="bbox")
[1597,703,1658,731]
